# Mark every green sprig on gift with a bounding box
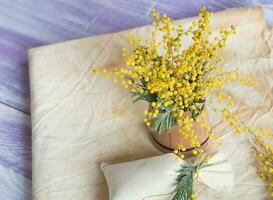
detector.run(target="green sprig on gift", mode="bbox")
[172,162,205,200]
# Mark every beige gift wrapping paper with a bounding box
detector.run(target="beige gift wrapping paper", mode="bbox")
[29,6,272,200]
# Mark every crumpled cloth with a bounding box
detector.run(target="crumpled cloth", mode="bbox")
[29,6,272,200]
[101,152,234,200]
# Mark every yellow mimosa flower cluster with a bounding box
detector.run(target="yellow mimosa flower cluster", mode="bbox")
[92,7,240,156]
[249,128,273,197]
[92,7,267,158]
[217,108,273,197]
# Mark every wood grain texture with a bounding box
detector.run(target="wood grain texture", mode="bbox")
[0,0,272,199]
[0,103,31,200]
[151,110,210,153]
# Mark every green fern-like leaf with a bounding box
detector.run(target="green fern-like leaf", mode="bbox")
[131,78,157,103]
[172,162,205,200]
[131,92,157,103]
[154,109,173,134]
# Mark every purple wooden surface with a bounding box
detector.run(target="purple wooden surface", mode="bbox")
[0,0,272,199]
[0,104,32,200]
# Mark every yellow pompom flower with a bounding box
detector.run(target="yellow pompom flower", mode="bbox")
[248,128,273,197]
[193,149,199,155]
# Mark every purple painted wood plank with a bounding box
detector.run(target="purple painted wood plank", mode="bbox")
[0,103,31,199]
[0,164,32,200]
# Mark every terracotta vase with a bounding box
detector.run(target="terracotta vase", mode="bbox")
[150,110,210,156]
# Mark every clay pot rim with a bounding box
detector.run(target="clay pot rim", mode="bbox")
[151,133,210,152]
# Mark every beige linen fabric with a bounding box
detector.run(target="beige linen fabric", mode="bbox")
[29,6,272,200]
[101,153,182,200]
